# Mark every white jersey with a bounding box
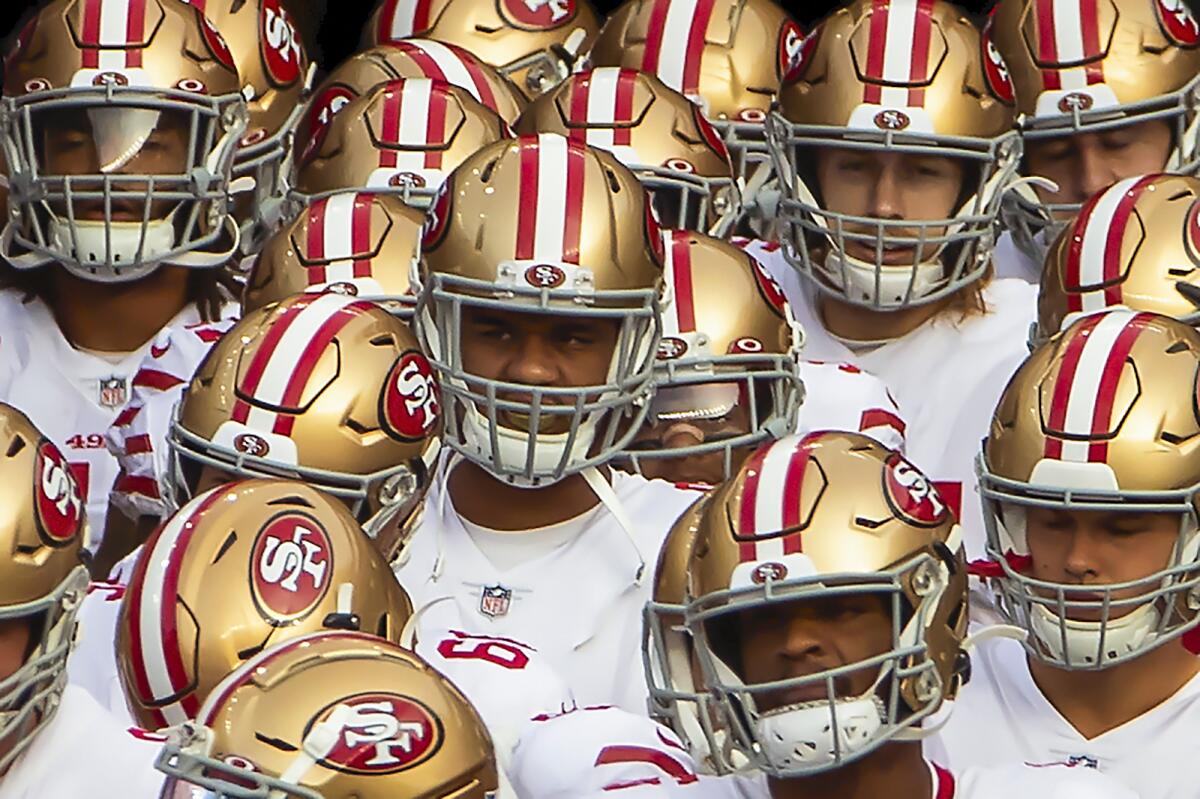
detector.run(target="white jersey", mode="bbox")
[509,704,700,798]
[0,290,233,547]
[744,243,1037,558]
[105,317,236,521]
[0,684,164,799]
[993,231,1041,284]
[68,563,575,759]
[396,464,702,713]
[676,762,1134,799]
[930,634,1198,798]
[796,360,906,451]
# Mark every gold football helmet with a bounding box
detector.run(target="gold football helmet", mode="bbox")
[684,431,967,775]
[978,308,1200,669]
[1038,173,1200,341]
[243,190,423,317]
[990,0,1200,263]
[185,0,314,254]
[116,479,414,731]
[158,631,498,799]
[413,133,666,486]
[0,0,248,282]
[589,0,804,222]
[298,40,527,158]
[292,77,512,210]
[623,230,803,484]
[363,0,601,99]
[769,0,1020,309]
[169,293,442,561]
[514,68,741,235]
[0,403,88,773]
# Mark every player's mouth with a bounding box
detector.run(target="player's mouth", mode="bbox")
[842,239,923,267]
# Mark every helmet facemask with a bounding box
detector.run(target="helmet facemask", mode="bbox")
[414,271,663,487]
[979,458,1200,670]
[686,557,961,778]
[0,82,246,282]
[769,114,1021,310]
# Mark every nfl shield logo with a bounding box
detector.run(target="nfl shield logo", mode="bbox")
[98,377,128,409]
[479,585,512,618]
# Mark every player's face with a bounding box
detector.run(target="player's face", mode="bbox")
[39,107,191,221]
[1023,119,1173,210]
[733,593,892,712]
[629,382,753,484]
[1024,507,1181,620]
[460,306,619,430]
[815,148,965,264]
[0,617,32,682]
[194,465,234,496]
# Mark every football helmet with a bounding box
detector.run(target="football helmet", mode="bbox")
[0,0,248,282]
[364,0,601,99]
[0,403,88,774]
[243,190,423,317]
[158,630,499,799]
[298,40,527,157]
[685,431,967,775]
[1037,173,1200,341]
[292,77,512,210]
[589,0,804,223]
[413,133,666,486]
[514,68,741,235]
[169,293,442,561]
[183,0,314,254]
[623,229,803,483]
[978,308,1200,669]
[116,479,414,730]
[990,0,1200,263]
[768,0,1021,309]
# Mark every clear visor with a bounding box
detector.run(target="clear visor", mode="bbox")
[649,382,741,424]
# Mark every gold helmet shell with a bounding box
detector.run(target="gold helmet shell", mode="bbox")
[158,631,498,798]
[980,309,1200,668]
[685,431,967,775]
[116,479,414,730]
[169,293,442,561]
[363,0,601,99]
[0,403,88,773]
[514,68,740,235]
[243,190,423,317]
[590,0,804,182]
[1038,173,1200,341]
[292,76,512,209]
[768,0,1020,309]
[414,133,666,486]
[624,229,803,482]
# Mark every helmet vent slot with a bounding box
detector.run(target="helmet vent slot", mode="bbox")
[267,495,314,508]
[211,531,238,565]
[5,436,25,458]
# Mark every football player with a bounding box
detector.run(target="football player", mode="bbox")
[514,68,741,236]
[989,0,1200,281]
[1036,172,1200,340]
[622,229,907,486]
[157,631,503,798]
[0,403,163,796]
[589,0,804,237]
[400,133,702,712]
[656,431,1135,798]
[935,309,1200,798]
[748,0,1036,559]
[0,0,245,547]
[362,0,601,99]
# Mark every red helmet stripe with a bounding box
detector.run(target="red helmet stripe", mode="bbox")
[125,0,147,68]
[667,231,697,333]
[614,69,638,146]
[80,0,103,68]
[779,440,813,542]
[515,139,541,260]
[736,443,772,560]
[567,73,592,144]
[641,0,672,78]
[562,141,586,264]
[423,84,449,169]
[1043,310,1104,459]
[906,0,936,106]
[1087,312,1155,462]
[352,193,374,278]
[378,82,404,169]
[306,197,330,284]
[681,0,716,95]
[379,0,432,41]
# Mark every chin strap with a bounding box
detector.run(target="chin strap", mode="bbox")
[580,466,646,586]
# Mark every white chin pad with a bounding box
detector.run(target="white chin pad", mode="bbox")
[756,697,884,770]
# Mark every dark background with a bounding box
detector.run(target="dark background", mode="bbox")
[3,0,1200,83]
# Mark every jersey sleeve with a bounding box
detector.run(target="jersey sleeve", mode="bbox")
[65,581,135,725]
[105,320,234,521]
[509,705,700,799]
[795,361,908,452]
